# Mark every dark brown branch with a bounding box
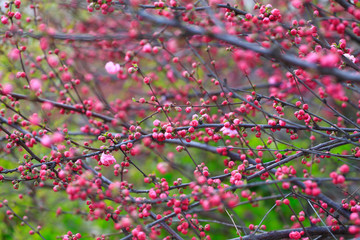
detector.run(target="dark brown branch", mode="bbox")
[235,226,349,240]
[138,10,360,83]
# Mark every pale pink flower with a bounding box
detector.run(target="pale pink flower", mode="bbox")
[220,126,238,137]
[2,83,13,95]
[29,113,41,125]
[48,56,59,67]
[320,53,339,67]
[100,153,116,166]
[52,132,64,144]
[41,135,52,148]
[30,78,42,91]
[105,61,121,74]
[157,162,169,174]
[8,48,20,61]
[153,119,161,127]
[42,102,54,111]
[305,52,319,63]
[142,43,152,53]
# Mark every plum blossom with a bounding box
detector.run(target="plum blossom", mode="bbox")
[8,48,20,61]
[157,162,169,174]
[30,78,42,91]
[41,135,52,148]
[100,153,116,166]
[343,53,356,63]
[29,113,41,125]
[220,126,237,137]
[40,37,49,50]
[52,132,65,144]
[42,102,54,111]
[105,61,121,74]
[48,56,59,67]
[2,83,13,95]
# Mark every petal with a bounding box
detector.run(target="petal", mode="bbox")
[105,62,116,74]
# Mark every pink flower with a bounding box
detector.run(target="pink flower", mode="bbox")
[1,16,9,25]
[14,12,21,20]
[105,61,121,74]
[289,231,301,239]
[320,53,339,67]
[41,135,52,148]
[100,153,116,166]
[48,56,59,67]
[2,83,13,95]
[157,162,169,174]
[8,48,20,61]
[220,126,237,137]
[52,132,64,144]
[61,72,71,82]
[29,113,41,125]
[42,102,54,111]
[30,78,42,91]
[153,119,161,127]
[142,43,152,53]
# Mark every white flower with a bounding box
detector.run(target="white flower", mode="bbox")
[343,53,356,63]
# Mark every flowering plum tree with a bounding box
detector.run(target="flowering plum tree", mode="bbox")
[1,0,360,239]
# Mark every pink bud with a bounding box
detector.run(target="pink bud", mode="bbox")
[142,43,152,53]
[14,12,21,20]
[40,38,49,50]
[1,16,8,24]
[339,164,350,174]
